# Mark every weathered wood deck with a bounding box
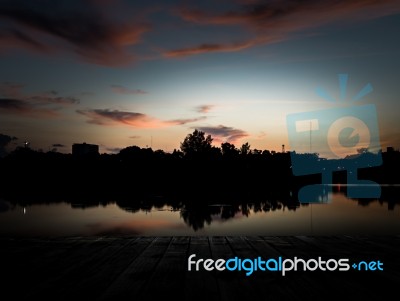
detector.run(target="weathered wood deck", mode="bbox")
[1,236,399,300]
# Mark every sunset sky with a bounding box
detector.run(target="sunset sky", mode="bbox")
[0,0,399,154]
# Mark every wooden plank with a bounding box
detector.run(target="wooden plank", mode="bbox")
[98,236,172,300]
[342,235,400,257]
[1,236,399,300]
[333,236,400,280]
[24,236,124,299]
[244,236,315,300]
[1,237,114,299]
[184,236,220,301]
[137,236,190,301]
[59,237,155,300]
[209,236,260,301]
[293,235,356,256]
[278,236,358,299]
[227,236,301,301]
[280,236,399,299]
[243,236,283,257]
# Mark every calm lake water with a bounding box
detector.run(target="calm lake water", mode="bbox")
[0,185,399,237]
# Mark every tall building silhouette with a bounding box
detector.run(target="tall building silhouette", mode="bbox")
[72,143,99,156]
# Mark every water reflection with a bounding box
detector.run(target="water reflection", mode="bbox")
[179,201,298,231]
[0,185,399,236]
[115,185,399,232]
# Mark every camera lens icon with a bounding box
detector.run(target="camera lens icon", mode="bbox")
[287,104,380,162]
[286,74,382,202]
[286,103,382,202]
[327,116,371,158]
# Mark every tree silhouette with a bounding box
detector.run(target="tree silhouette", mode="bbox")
[172,148,184,159]
[0,129,398,203]
[180,129,213,158]
[221,142,239,158]
[240,142,251,156]
[252,149,262,155]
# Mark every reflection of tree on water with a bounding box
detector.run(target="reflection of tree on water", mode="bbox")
[345,185,400,210]
[116,197,174,213]
[117,198,301,231]
[2,187,399,232]
[113,187,400,231]
[3,185,399,232]
[180,205,215,231]
[182,200,302,231]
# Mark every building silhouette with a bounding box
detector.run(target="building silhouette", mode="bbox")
[72,143,99,156]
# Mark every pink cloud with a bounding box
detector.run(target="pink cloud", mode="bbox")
[196,125,249,145]
[77,108,207,128]
[164,40,259,58]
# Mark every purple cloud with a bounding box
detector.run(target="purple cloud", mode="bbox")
[196,125,249,144]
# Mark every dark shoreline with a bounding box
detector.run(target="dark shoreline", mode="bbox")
[1,147,399,201]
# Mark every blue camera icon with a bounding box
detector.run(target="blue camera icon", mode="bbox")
[286,75,382,203]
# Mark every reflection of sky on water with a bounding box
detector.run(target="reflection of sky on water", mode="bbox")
[0,190,399,237]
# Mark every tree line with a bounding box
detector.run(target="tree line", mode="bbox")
[0,129,398,201]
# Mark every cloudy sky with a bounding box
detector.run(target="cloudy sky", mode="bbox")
[0,0,399,154]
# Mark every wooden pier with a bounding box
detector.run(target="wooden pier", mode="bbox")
[1,236,399,300]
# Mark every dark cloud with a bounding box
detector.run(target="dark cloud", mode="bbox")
[76,109,149,126]
[111,85,147,95]
[196,125,248,144]
[167,116,207,125]
[0,0,398,63]
[0,98,57,116]
[0,98,27,111]
[52,143,65,148]
[0,133,17,157]
[77,108,207,128]
[129,135,141,139]
[195,104,214,113]
[0,82,79,116]
[0,0,150,66]
[169,0,400,57]
[29,94,79,105]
